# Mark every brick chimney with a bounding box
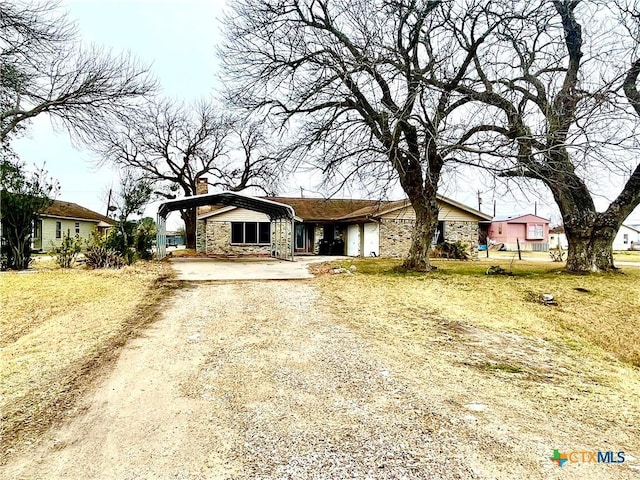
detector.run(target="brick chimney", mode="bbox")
[196,177,209,195]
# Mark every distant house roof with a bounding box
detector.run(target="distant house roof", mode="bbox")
[620,224,640,233]
[492,214,550,223]
[197,194,492,222]
[40,200,115,225]
[550,225,565,234]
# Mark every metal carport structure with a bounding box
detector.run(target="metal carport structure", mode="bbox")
[156,192,296,260]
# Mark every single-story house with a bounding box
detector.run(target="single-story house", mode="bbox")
[32,200,115,252]
[613,224,640,251]
[488,214,550,251]
[195,194,492,259]
[166,230,185,247]
[549,225,568,250]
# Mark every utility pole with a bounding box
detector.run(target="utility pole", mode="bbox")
[477,190,482,212]
[300,186,304,198]
[534,201,537,216]
[493,200,496,218]
[105,188,112,217]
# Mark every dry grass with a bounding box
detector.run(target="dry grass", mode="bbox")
[0,262,175,457]
[313,259,640,475]
[318,258,640,366]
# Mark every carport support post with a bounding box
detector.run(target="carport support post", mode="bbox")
[291,217,295,261]
[156,214,166,260]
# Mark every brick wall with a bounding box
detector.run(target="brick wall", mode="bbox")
[379,219,413,257]
[378,219,479,259]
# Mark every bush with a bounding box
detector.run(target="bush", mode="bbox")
[84,230,125,269]
[430,241,470,260]
[51,232,82,268]
[84,245,125,269]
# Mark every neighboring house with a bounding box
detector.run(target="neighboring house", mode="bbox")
[32,200,115,252]
[488,214,550,251]
[166,230,185,247]
[196,195,491,258]
[613,224,640,251]
[549,225,568,250]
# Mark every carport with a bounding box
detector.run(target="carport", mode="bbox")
[156,192,296,260]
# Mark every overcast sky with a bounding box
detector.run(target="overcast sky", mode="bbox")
[10,0,640,227]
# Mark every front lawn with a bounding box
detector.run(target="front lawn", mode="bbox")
[0,262,174,458]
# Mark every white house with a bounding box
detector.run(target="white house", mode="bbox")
[613,224,640,251]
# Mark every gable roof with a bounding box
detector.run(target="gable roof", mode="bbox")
[492,213,550,223]
[263,197,380,221]
[197,194,491,222]
[40,200,115,225]
[620,224,640,234]
[336,195,492,221]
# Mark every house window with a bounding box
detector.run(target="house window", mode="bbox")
[231,222,271,244]
[623,233,629,244]
[498,223,503,235]
[75,222,80,235]
[56,221,62,239]
[527,223,544,240]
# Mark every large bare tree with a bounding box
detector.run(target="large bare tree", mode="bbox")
[0,0,156,143]
[445,0,640,272]
[222,0,518,270]
[93,99,279,248]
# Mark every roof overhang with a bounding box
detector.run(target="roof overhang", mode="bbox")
[157,191,295,221]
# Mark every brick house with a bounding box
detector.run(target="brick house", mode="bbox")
[195,193,491,259]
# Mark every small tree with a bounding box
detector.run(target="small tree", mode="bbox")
[0,156,58,270]
[51,230,82,268]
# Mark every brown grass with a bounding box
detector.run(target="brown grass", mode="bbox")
[0,262,176,458]
[317,258,640,366]
[314,259,640,470]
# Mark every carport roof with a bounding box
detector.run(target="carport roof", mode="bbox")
[157,192,295,220]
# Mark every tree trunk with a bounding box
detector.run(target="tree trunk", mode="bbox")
[565,224,617,273]
[401,194,439,271]
[181,208,197,249]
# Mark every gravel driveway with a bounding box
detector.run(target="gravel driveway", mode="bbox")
[2,281,635,479]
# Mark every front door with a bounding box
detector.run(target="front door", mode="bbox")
[295,223,315,253]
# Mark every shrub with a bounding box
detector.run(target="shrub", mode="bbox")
[84,245,125,269]
[51,231,82,268]
[84,230,125,269]
[430,241,470,260]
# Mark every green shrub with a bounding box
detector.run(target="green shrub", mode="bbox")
[51,231,82,268]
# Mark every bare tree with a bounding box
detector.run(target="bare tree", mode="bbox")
[443,0,640,272]
[221,0,519,270]
[0,0,156,143]
[93,99,280,248]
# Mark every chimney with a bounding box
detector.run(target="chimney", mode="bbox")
[196,177,209,195]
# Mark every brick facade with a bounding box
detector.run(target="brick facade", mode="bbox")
[378,219,479,259]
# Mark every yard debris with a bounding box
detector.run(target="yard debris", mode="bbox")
[485,265,511,275]
[332,267,354,275]
[541,294,557,306]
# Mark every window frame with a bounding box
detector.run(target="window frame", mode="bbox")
[526,223,544,240]
[55,221,62,239]
[230,222,271,245]
[75,222,80,235]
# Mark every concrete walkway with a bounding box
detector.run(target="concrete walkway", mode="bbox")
[168,256,344,281]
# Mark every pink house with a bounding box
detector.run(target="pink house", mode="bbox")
[488,214,550,251]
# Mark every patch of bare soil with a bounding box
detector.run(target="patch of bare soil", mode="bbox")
[1,281,638,479]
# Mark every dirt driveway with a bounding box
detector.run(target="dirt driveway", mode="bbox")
[2,280,637,479]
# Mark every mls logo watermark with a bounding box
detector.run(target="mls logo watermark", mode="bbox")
[550,449,625,467]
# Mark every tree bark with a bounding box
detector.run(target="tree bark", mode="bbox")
[565,229,616,273]
[402,196,439,271]
[181,208,197,250]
